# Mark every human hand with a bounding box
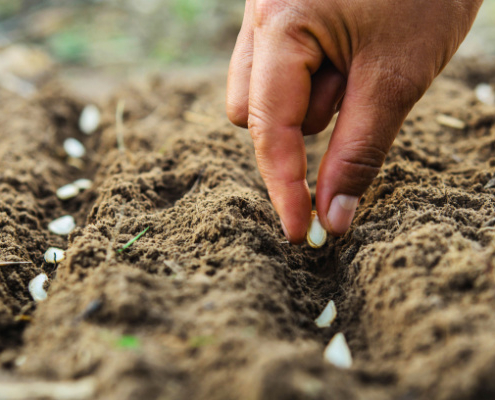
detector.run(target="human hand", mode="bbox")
[226,0,483,243]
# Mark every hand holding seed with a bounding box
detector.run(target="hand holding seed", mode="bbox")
[226,0,483,243]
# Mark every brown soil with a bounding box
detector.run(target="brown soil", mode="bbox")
[1,59,495,400]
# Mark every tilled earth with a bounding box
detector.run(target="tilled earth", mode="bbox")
[0,60,495,400]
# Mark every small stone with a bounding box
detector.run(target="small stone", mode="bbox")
[48,215,76,235]
[79,104,101,135]
[63,138,86,158]
[44,247,66,263]
[73,178,92,190]
[56,183,79,200]
[323,332,353,369]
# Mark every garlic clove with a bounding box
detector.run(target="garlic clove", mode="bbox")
[475,83,495,106]
[48,215,76,235]
[79,104,101,135]
[307,211,327,248]
[44,247,65,263]
[72,178,92,190]
[28,273,48,302]
[56,183,79,200]
[324,332,353,369]
[63,138,86,158]
[315,300,337,328]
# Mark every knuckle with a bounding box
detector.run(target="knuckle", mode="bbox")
[247,106,267,143]
[376,68,428,114]
[253,0,286,28]
[337,139,388,193]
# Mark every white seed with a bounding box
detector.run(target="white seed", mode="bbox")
[315,300,337,328]
[475,83,495,106]
[323,332,353,369]
[72,178,92,190]
[28,273,48,302]
[48,215,76,235]
[14,355,27,367]
[63,138,86,158]
[56,183,79,200]
[436,114,466,130]
[307,211,327,248]
[44,247,65,263]
[79,104,101,135]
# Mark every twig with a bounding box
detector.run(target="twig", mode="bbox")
[0,377,96,400]
[115,99,126,152]
[117,227,150,253]
[0,261,33,266]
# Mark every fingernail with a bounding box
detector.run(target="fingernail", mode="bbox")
[280,218,291,241]
[327,195,359,235]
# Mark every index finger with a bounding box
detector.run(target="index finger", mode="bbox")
[248,6,323,243]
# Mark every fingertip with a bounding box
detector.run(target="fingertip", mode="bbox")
[226,97,249,128]
[272,180,312,244]
[324,194,359,236]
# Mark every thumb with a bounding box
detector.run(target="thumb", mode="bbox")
[316,61,427,235]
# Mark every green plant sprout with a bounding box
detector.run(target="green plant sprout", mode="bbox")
[116,335,141,350]
[117,227,150,253]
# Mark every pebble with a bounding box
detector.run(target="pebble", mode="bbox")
[48,215,76,235]
[63,138,86,158]
[323,332,353,369]
[79,104,101,135]
[44,247,66,263]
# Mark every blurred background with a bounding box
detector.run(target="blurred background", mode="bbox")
[0,0,494,98]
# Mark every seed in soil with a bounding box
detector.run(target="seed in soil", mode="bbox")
[315,300,337,328]
[56,183,79,200]
[44,247,66,263]
[48,215,76,235]
[475,83,495,106]
[436,114,466,130]
[323,332,353,369]
[63,138,86,158]
[79,104,101,135]
[484,177,495,189]
[73,178,92,190]
[307,211,327,248]
[28,273,48,302]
